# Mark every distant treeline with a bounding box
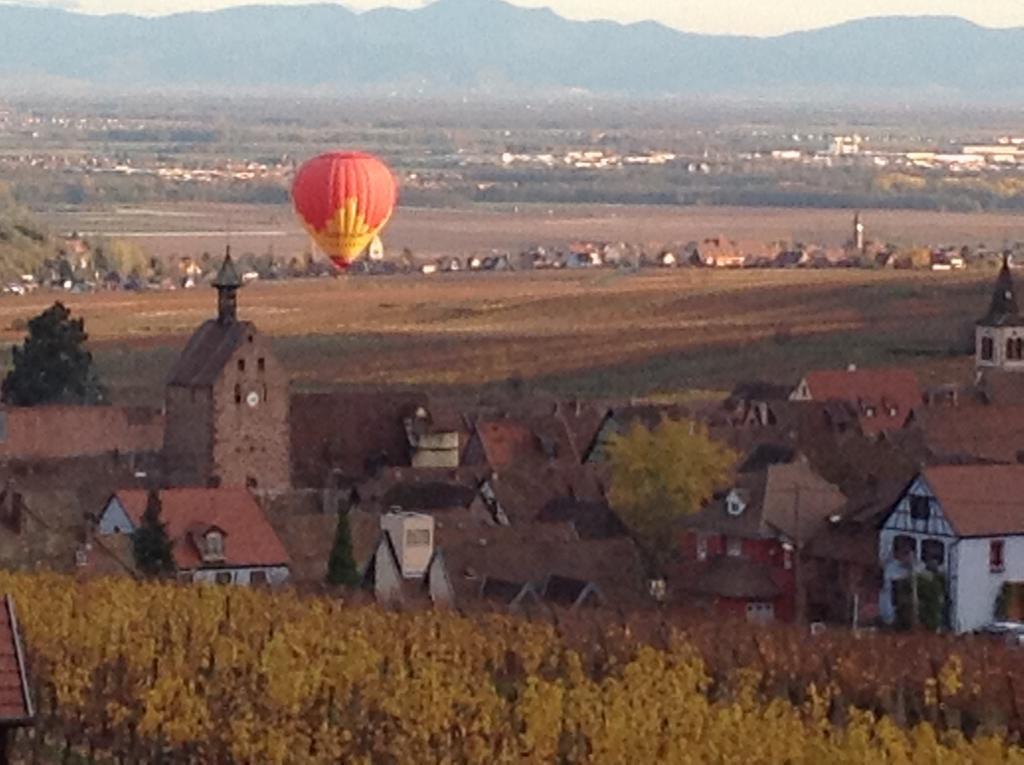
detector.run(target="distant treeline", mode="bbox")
[10,163,1024,213]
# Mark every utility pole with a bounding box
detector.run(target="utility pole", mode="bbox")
[793,484,806,626]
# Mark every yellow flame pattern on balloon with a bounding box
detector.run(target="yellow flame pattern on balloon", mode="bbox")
[302,197,391,265]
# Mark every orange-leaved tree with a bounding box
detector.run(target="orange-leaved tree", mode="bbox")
[607,418,735,575]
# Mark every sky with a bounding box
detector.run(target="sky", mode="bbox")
[11,0,1024,36]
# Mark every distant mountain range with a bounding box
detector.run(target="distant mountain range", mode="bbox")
[1,0,1023,100]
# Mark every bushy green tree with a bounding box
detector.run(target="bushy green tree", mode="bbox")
[132,489,175,578]
[1,302,104,406]
[326,511,360,587]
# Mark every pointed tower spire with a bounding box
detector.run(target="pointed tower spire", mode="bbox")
[213,247,242,324]
[981,253,1019,326]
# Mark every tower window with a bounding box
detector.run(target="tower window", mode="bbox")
[262,384,268,403]
[248,335,254,343]
[257,358,265,372]
[982,336,994,361]
[237,359,245,372]
[234,384,241,404]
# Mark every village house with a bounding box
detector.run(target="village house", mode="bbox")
[789,366,921,436]
[677,456,846,623]
[97,487,290,585]
[879,465,1024,633]
[162,253,290,490]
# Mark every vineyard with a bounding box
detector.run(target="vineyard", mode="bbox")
[6,572,1024,763]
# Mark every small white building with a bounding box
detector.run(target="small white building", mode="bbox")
[880,465,1024,632]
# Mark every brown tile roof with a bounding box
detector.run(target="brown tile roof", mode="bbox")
[262,495,382,585]
[921,465,1024,537]
[797,367,921,435]
[681,458,845,545]
[680,557,782,600]
[913,403,1024,464]
[166,319,254,388]
[474,420,538,468]
[760,459,847,543]
[442,527,646,609]
[380,482,477,512]
[0,489,86,573]
[114,488,289,570]
[0,597,32,724]
[290,392,426,485]
[79,534,138,578]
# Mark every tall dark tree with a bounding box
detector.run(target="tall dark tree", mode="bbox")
[132,489,175,578]
[1,302,104,406]
[326,511,359,587]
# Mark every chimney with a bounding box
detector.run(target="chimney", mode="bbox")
[381,512,434,579]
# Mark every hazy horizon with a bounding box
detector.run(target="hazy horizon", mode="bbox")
[4,0,1024,37]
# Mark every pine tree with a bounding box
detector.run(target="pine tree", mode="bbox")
[326,511,359,586]
[132,489,175,578]
[1,301,104,406]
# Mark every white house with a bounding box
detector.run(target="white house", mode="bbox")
[98,488,290,586]
[880,465,1024,632]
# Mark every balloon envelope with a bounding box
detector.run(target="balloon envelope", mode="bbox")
[291,151,398,269]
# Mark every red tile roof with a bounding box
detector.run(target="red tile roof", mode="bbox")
[797,367,920,435]
[922,465,1024,537]
[0,596,33,724]
[114,488,289,570]
[475,420,538,469]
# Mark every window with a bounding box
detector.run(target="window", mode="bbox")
[1007,338,1024,361]
[215,571,233,585]
[234,384,241,404]
[258,357,265,372]
[405,528,431,546]
[746,602,774,624]
[991,540,1006,573]
[262,384,268,403]
[893,535,916,562]
[909,495,930,522]
[249,570,268,586]
[237,359,245,372]
[247,334,254,343]
[982,336,994,361]
[726,537,743,558]
[921,539,945,570]
[726,492,746,516]
[696,534,708,562]
[205,531,224,559]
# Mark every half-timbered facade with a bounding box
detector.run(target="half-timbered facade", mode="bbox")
[880,465,1024,632]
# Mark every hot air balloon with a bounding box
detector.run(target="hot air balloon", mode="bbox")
[291,151,398,270]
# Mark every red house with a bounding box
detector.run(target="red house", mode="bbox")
[676,456,846,623]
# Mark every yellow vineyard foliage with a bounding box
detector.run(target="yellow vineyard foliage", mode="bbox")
[4,572,1024,764]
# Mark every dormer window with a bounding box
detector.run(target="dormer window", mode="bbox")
[725,490,746,517]
[203,530,225,562]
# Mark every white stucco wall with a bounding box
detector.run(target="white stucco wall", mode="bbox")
[190,565,289,586]
[951,537,1024,632]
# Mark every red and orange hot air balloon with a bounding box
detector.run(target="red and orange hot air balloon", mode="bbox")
[291,151,398,270]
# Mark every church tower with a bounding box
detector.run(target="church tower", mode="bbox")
[976,254,1024,373]
[853,212,865,253]
[162,253,290,489]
